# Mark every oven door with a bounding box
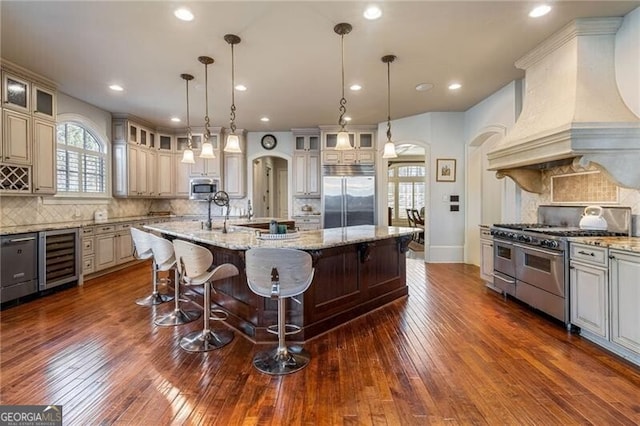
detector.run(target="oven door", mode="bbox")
[493,239,515,277]
[514,243,565,297]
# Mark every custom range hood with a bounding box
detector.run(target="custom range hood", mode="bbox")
[488,18,640,193]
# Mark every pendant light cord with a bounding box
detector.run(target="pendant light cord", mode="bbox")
[230,42,237,134]
[185,78,192,149]
[204,62,211,141]
[338,32,347,129]
[386,60,392,142]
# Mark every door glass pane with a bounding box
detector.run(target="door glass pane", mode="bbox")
[36,89,53,116]
[309,136,319,150]
[296,136,305,150]
[6,78,27,108]
[160,135,172,150]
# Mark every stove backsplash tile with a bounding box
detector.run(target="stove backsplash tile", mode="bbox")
[520,163,640,236]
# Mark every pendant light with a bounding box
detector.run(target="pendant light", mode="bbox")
[199,56,216,159]
[224,34,242,153]
[334,23,353,150]
[180,73,195,164]
[382,54,398,159]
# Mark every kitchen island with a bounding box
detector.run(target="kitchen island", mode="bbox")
[144,221,416,342]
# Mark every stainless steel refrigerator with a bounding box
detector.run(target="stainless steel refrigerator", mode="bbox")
[323,175,375,229]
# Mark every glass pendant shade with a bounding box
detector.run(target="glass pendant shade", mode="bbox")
[181,147,195,164]
[382,141,398,158]
[200,141,215,158]
[225,134,242,153]
[335,130,352,150]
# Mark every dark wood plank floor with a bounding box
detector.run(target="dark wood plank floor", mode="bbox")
[1,259,639,425]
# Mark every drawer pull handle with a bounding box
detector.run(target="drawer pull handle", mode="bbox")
[578,250,595,256]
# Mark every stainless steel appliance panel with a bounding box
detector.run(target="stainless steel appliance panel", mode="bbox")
[323,176,375,229]
[514,243,565,297]
[1,233,38,302]
[493,240,515,277]
[516,280,565,322]
[493,271,516,296]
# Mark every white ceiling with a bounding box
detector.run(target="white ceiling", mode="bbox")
[2,1,639,133]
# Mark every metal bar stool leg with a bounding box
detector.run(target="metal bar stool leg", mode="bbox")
[252,295,310,375]
[179,279,234,352]
[136,262,174,306]
[155,268,201,326]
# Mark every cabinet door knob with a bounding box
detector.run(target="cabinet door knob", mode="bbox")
[608,255,616,260]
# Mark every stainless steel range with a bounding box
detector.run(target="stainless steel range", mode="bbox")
[491,205,631,326]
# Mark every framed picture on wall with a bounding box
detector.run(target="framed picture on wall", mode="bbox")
[436,159,456,182]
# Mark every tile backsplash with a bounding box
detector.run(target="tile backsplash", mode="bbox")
[520,163,640,235]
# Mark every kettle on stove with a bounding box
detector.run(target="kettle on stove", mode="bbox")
[579,205,608,230]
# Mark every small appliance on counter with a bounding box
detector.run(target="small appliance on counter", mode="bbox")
[579,205,608,230]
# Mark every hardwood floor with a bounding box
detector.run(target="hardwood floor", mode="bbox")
[1,259,639,425]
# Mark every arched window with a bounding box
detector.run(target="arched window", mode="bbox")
[56,122,108,195]
[388,163,425,225]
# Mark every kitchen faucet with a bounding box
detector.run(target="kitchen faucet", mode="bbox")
[247,200,253,220]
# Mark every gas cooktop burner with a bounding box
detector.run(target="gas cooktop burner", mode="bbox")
[493,223,627,238]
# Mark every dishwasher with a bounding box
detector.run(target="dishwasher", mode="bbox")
[1,233,39,303]
[38,228,80,290]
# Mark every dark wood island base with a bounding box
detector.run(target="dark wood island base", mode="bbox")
[144,221,416,343]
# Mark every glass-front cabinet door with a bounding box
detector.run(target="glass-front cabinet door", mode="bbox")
[32,85,56,120]
[2,72,30,113]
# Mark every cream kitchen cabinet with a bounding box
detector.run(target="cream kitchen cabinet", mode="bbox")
[479,227,495,287]
[293,130,320,198]
[127,144,148,196]
[81,227,95,276]
[2,71,30,114]
[158,134,173,151]
[224,153,245,198]
[2,109,31,165]
[156,151,175,197]
[609,249,640,356]
[174,153,191,197]
[190,134,221,178]
[570,243,609,339]
[146,149,157,197]
[293,215,322,231]
[32,118,56,194]
[113,143,152,197]
[321,126,376,165]
[32,84,56,121]
[115,223,135,264]
[94,225,117,271]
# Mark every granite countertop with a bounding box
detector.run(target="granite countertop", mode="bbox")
[569,236,640,254]
[144,221,416,251]
[0,215,288,236]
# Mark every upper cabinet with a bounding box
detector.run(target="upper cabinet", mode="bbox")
[292,129,321,198]
[1,64,57,195]
[320,125,376,165]
[222,130,246,199]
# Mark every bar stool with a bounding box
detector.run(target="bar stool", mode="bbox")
[131,227,173,306]
[245,248,315,375]
[173,239,238,352]
[147,233,201,327]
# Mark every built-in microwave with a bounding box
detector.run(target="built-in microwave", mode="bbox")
[189,178,219,200]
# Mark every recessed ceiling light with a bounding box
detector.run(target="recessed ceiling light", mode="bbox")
[529,5,551,18]
[448,83,462,90]
[174,8,194,22]
[350,84,362,91]
[260,117,270,122]
[109,84,124,92]
[363,5,382,20]
[171,117,181,123]
[344,116,352,122]
[235,84,247,91]
[415,83,433,92]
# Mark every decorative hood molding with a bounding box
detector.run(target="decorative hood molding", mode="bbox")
[487,17,640,193]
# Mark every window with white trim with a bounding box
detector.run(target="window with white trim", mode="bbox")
[56,122,108,195]
[388,163,425,224]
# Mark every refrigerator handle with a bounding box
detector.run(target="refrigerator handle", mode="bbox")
[342,178,347,227]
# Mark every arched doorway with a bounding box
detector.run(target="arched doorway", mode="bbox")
[250,155,289,219]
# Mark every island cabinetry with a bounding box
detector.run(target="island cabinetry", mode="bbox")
[115,223,135,264]
[570,243,609,339]
[203,234,411,342]
[609,249,640,355]
[293,130,320,197]
[81,227,95,275]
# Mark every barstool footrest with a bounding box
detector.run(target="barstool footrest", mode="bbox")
[136,292,174,306]
[253,345,310,375]
[155,308,201,327]
[266,323,302,336]
[180,329,234,352]
[210,308,229,321]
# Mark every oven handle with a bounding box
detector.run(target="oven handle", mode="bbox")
[492,272,515,284]
[513,243,564,258]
